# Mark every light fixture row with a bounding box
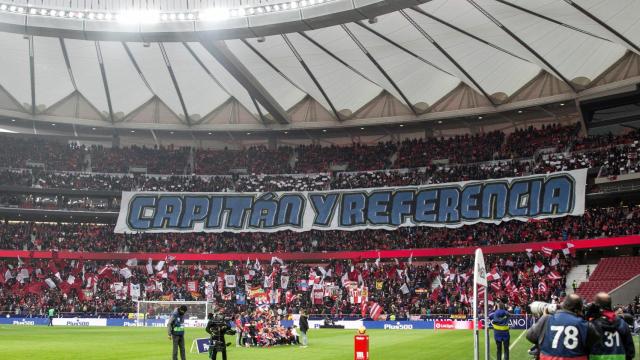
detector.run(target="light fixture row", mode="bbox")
[0,0,331,23]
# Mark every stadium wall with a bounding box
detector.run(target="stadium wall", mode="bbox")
[0,317,534,330]
[0,236,638,261]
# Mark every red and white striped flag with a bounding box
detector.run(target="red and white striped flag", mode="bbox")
[538,281,547,294]
[486,269,501,282]
[369,302,383,320]
[547,271,562,281]
[550,254,560,267]
[533,261,545,274]
[541,247,553,257]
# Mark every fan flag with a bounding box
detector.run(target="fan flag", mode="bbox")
[541,247,554,256]
[369,302,383,321]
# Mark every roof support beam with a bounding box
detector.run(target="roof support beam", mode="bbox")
[240,39,307,95]
[494,0,612,42]
[198,38,290,124]
[159,43,191,126]
[399,10,496,106]
[281,34,341,121]
[94,42,114,123]
[28,36,36,115]
[59,39,77,91]
[466,0,578,93]
[354,21,453,76]
[562,0,640,54]
[297,31,386,90]
[409,7,531,63]
[122,43,154,94]
[341,24,417,115]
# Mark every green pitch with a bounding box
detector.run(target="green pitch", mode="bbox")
[1,326,637,360]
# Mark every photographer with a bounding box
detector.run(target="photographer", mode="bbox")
[206,313,236,360]
[526,294,600,360]
[588,292,635,360]
[167,305,188,360]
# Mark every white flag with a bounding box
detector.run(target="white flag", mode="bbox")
[119,268,132,279]
[67,275,76,285]
[270,257,284,266]
[280,275,290,289]
[224,274,236,288]
[146,259,154,275]
[400,283,410,295]
[126,258,138,267]
[154,261,165,272]
[474,248,487,287]
[129,284,141,299]
[45,278,56,289]
[16,269,29,283]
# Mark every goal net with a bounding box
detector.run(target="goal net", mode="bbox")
[135,301,210,327]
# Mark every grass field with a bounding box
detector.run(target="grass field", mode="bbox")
[1,326,638,360]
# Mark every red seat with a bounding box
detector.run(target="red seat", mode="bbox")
[577,257,640,300]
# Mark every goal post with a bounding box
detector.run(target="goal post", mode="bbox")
[473,248,490,360]
[134,300,211,327]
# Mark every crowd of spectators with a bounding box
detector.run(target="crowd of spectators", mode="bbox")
[0,250,571,320]
[195,146,293,175]
[89,145,190,174]
[295,142,397,173]
[501,123,580,158]
[0,136,85,171]
[0,123,584,178]
[394,131,505,168]
[0,205,636,253]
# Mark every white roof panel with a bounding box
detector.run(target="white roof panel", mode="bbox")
[285,32,382,112]
[64,39,109,113]
[346,23,461,107]
[185,42,258,116]
[33,36,74,108]
[163,42,230,119]
[99,41,153,117]
[226,39,306,111]
[125,42,184,119]
[0,33,31,108]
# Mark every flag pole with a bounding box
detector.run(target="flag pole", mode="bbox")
[473,248,487,360]
[484,286,489,360]
[473,275,479,360]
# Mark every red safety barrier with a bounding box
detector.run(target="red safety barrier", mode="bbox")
[0,235,638,261]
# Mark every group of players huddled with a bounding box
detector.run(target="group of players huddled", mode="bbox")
[168,306,307,360]
[232,313,300,347]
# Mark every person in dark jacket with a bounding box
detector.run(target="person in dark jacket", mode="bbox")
[588,292,635,360]
[526,294,600,360]
[205,313,236,360]
[299,309,309,348]
[489,302,511,360]
[167,305,188,360]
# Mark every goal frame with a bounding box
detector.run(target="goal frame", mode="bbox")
[134,300,211,327]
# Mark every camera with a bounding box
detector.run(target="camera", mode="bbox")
[529,301,558,317]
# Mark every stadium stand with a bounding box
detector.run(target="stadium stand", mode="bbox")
[0,251,570,320]
[576,257,640,301]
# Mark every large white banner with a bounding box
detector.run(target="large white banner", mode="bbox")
[115,169,587,234]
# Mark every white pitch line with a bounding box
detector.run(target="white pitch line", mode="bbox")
[509,331,526,351]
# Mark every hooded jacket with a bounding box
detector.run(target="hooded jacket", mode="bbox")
[589,310,635,360]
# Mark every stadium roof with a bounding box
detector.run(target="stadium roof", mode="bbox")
[0,0,639,133]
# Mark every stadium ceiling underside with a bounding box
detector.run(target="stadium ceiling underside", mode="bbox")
[0,0,638,133]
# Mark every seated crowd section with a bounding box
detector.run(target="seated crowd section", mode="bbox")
[0,123,639,320]
[0,250,573,321]
[0,125,638,199]
[0,205,637,253]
